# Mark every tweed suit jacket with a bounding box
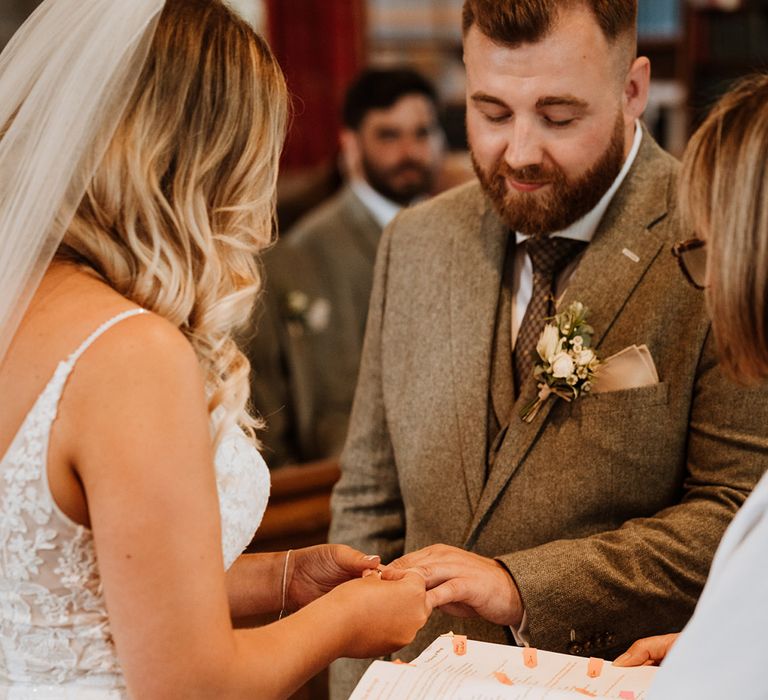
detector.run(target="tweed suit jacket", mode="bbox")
[244,186,382,466]
[329,134,768,697]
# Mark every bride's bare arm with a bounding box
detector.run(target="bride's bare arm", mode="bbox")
[226,546,381,619]
[57,314,428,699]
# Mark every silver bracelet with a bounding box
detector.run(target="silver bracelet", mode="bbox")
[278,549,293,619]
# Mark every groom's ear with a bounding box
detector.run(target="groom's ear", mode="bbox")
[622,56,651,122]
[339,128,363,180]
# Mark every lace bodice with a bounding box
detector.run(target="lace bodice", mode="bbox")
[0,310,270,697]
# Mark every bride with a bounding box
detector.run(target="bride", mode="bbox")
[0,0,429,697]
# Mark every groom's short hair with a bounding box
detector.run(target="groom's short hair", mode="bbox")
[462,0,637,57]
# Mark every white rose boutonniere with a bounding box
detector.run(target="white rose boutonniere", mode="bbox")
[550,352,575,379]
[536,323,561,361]
[283,290,331,335]
[520,301,601,423]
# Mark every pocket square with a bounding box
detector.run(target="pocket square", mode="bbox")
[593,344,659,393]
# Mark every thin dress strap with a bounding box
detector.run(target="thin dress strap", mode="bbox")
[67,308,147,366]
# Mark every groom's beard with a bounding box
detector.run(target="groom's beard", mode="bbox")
[472,112,626,237]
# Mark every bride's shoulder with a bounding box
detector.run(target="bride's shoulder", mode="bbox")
[90,308,194,364]
[52,265,195,362]
[16,266,210,466]
[41,266,202,396]
[74,308,199,386]
[62,305,207,435]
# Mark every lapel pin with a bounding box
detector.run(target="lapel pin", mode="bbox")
[622,248,640,263]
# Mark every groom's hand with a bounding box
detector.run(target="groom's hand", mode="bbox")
[287,544,380,610]
[387,544,523,627]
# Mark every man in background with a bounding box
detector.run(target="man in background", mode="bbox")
[329,0,768,697]
[245,68,445,467]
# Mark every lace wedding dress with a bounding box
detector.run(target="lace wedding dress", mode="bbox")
[0,309,271,698]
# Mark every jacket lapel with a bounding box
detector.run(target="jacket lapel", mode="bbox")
[464,134,674,547]
[449,190,508,511]
[559,136,671,350]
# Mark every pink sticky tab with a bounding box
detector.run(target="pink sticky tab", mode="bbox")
[523,647,538,668]
[587,657,603,678]
[452,635,467,656]
[494,672,514,686]
[619,692,635,700]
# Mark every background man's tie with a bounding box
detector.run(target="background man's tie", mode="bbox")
[513,237,588,397]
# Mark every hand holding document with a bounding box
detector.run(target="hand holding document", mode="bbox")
[350,634,657,700]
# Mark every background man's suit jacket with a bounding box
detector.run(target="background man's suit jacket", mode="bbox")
[329,135,768,697]
[244,186,382,466]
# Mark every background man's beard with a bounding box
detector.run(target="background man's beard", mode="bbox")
[473,113,626,237]
[362,156,433,206]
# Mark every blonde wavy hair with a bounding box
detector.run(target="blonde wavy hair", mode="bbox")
[679,73,768,383]
[56,0,288,443]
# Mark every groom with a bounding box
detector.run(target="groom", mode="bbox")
[330,0,768,696]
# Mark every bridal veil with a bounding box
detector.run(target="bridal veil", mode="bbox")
[0,0,165,364]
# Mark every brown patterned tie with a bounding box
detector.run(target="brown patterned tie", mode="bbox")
[513,237,588,397]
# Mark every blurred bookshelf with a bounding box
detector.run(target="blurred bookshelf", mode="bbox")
[637,1,688,155]
[686,0,768,128]
[368,0,463,44]
[639,0,684,39]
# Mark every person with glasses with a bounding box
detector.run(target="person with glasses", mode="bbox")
[613,73,768,699]
[671,238,707,291]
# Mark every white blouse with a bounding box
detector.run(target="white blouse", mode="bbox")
[649,469,768,699]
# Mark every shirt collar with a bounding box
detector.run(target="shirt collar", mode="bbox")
[516,120,643,246]
[350,178,402,229]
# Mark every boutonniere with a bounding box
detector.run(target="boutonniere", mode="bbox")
[283,290,331,335]
[520,301,601,423]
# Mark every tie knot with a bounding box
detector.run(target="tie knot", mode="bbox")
[525,236,588,279]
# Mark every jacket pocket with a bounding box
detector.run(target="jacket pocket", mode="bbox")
[571,381,669,417]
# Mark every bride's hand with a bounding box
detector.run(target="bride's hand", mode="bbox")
[286,544,381,610]
[331,571,430,658]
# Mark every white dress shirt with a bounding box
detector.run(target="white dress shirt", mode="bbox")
[350,178,402,229]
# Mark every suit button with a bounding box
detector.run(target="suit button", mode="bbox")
[606,633,616,647]
[582,640,592,654]
[568,642,583,655]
